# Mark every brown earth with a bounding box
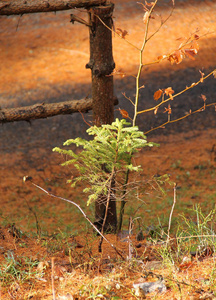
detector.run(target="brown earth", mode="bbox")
[0,0,216,299]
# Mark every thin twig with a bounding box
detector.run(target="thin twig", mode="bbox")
[95,14,140,51]
[51,257,56,300]
[138,69,216,116]
[128,217,133,261]
[144,102,216,135]
[23,177,125,259]
[167,183,177,243]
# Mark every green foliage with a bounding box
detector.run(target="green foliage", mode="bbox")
[176,204,216,254]
[0,252,39,286]
[53,118,157,205]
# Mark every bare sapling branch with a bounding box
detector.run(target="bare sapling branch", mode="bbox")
[133,0,158,126]
[110,2,215,134]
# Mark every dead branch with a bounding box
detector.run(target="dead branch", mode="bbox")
[0,98,92,123]
[0,0,106,16]
[23,176,125,259]
[0,97,118,123]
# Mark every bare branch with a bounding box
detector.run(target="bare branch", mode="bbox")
[0,0,106,16]
[23,177,125,259]
[137,69,216,116]
[144,102,216,135]
[0,97,118,123]
[0,98,92,123]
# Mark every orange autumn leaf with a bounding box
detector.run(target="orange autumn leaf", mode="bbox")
[145,1,154,6]
[184,49,196,60]
[157,55,166,61]
[154,89,163,101]
[199,70,204,82]
[167,54,175,65]
[119,108,129,119]
[201,94,206,102]
[168,50,184,65]
[164,104,172,114]
[183,41,199,60]
[111,68,126,78]
[191,40,199,52]
[165,87,174,100]
[173,50,184,64]
[116,28,128,39]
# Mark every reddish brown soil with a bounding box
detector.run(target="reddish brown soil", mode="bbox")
[0,0,216,299]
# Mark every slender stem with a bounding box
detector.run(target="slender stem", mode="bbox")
[98,168,115,252]
[51,258,56,300]
[167,183,177,244]
[133,0,158,126]
[117,158,131,232]
[144,102,216,135]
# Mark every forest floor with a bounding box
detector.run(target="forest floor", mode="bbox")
[0,0,216,299]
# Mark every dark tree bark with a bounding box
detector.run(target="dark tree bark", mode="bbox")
[86,4,117,233]
[86,4,115,126]
[0,0,106,15]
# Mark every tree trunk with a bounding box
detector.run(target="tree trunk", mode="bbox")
[0,0,106,15]
[86,3,117,233]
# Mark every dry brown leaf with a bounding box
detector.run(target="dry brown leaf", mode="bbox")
[191,40,199,52]
[168,50,184,65]
[167,55,175,65]
[145,1,154,6]
[174,50,184,64]
[157,55,167,62]
[116,28,128,39]
[164,104,172,114]
[154,89,163,101]
[165,87,174,100]
[54,265,67,277]
[183,49,196,60]
[201,94,206,102]
[111,68,126,78]
[37,261,49,273]
[119,108,129,119]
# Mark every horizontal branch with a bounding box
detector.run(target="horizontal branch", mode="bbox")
[0,97,118,123]
[0,0,106,16]
[0,98,92,123]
